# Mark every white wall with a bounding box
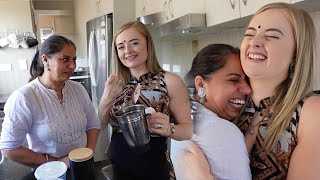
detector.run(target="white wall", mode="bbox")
[0,0,33,32]
[310,11,320,90]
[0,0,36,98]
[73,0,113,58]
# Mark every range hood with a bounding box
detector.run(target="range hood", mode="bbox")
[159,13,206,37]
[137,13,206,37]
[137,12,166,26]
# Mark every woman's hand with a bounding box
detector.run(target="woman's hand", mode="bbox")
[98,74,123,129]
[102,74,123,101]
[148,112,173,137]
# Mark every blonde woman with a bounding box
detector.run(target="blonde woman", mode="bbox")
[238,2,320,179]
[98,21,192,180]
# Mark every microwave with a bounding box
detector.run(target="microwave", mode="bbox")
[40,28,54,43]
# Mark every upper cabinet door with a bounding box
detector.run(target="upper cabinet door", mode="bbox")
[205,0,240,27]
[53,16,74,34]
[239,0,291,17]
[135,0,145,18]
[169,0,205,20]
[135,0,164,19]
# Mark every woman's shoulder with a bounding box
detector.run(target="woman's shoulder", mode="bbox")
[163,71,184,85]
[12,81,37,99]
[5,82,37,110]
[296,94,320,134]
[300,94,320,114]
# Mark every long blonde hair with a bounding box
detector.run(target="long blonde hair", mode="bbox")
[111,21,162,85]
[252,3,315,152]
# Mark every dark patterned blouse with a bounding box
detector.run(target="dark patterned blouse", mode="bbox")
[109,71,176,180]
[238,97,303,180]
[110,71,171,132]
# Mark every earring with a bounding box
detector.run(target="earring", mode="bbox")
[289,63,295,79]
[198,87,206,103]
[43,62,50,71]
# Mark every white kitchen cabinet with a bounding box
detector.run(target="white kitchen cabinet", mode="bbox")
[239,0,290,18]
[205,0,293,27]
[205,0,240,27]
[53,16,74,34]
[163,0,205,21]
[135,0,164,19]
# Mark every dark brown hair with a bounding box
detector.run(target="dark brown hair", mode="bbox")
[185,44,240,88]
[29,35,76,82]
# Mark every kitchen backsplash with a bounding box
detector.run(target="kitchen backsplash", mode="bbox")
[0,47,36,98]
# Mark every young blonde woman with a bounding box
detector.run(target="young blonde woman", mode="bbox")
[238,3,320,179]
[98,21,192,180]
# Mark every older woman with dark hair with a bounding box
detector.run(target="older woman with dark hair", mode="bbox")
[0,35,100,168]
[171,44,252,180]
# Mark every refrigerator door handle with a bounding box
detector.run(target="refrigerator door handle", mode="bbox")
[88,30,98,87]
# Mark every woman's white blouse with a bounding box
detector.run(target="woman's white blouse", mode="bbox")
[0,78,100,158]
[171,102,251,180]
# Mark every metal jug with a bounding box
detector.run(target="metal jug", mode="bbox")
[114,105,155,148]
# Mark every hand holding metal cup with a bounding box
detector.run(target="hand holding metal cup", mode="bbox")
[148,111,173,137]
[114,105,156,148]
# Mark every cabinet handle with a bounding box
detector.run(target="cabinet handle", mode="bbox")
[142,6,145,16]
[163,1,169,20]
[168,0,174,19]
[230,0,235,9]
[242,0,247,6]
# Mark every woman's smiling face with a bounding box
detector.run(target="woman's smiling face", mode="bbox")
[201,54,251,120]
[115,27,148,72]
[240,8,296,82]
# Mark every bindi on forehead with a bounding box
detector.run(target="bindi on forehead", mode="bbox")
[258,25,261,28]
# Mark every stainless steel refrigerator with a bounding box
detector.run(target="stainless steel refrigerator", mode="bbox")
[86,13,113,162]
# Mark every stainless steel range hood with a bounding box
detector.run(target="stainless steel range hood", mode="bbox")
[138,13,206,37]
[158,14,206,37]
[137,12,166,26]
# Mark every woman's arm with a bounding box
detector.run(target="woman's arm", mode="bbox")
[287,95,320,179]
[165,72,193,140]
[2,148,58,168]
[98,75,123,129]
[173,140,215,180]
[86,129,100,150]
